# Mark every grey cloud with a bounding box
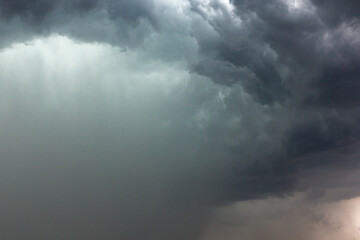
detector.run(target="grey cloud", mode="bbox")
[187,0,360,200]
[311,0,360,26]
[0,0,157,48]
[1,0,360,204]
[1,0,360,239]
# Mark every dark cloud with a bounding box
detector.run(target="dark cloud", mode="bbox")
[0,0,152,23]
[181,0,360,203]
[0,0,55,22]
[1,0,360,239]
[0,0,157,48]
[311,0,360,26]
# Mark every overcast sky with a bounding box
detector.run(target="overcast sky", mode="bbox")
[0,0,360,239]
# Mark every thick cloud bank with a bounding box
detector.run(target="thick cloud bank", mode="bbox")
[0,0,360,239]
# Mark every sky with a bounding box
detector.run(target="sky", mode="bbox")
[0,0,360,239]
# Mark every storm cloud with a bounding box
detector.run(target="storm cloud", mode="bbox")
[0,0,360,239]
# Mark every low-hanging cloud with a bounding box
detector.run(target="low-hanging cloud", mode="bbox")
[1,0,360,239]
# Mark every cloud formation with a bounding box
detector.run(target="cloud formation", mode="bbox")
[0,0,360,239]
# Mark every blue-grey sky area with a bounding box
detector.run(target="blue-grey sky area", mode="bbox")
[0,0,360,239]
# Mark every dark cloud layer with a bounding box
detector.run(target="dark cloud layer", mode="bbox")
[1,0,360,239]
[186,0,360,200]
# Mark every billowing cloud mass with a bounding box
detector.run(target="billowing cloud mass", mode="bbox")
[0,0,359,239]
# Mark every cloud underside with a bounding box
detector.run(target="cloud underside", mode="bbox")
[0,0,360,239]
